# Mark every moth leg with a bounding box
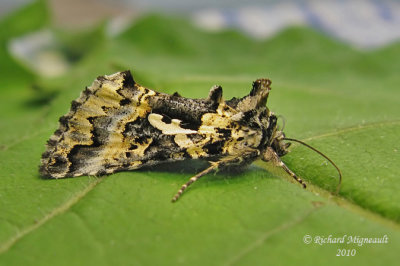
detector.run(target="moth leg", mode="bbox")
[172,150,259,202]
[171,162,218,203]
[262,147,306,188]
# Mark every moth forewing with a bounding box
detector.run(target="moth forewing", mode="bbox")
[41,71,340,202]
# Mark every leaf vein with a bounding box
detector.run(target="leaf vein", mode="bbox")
[0,177,103,254]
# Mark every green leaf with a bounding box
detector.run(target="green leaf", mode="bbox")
[1,7,399,266]
[0,0,49,85]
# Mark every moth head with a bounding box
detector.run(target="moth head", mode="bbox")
[271,115,291,156]
[262,115,290,158]
[270,129,291,157]
[262,115,343,194]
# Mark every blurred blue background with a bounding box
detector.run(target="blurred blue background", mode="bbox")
[3,0,400,49]
[2,0,399,77]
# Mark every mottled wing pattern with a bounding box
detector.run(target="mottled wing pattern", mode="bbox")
[40,71,273,178]
[40,71,150,177]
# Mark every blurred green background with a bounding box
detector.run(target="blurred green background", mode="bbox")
[0,1,399,265]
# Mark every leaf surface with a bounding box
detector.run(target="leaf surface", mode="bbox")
[0,4,399,266]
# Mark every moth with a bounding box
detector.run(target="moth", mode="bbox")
[40,71,341,202]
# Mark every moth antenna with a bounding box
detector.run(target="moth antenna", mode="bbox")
[277,115,286,131]
[283,137,342,195]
